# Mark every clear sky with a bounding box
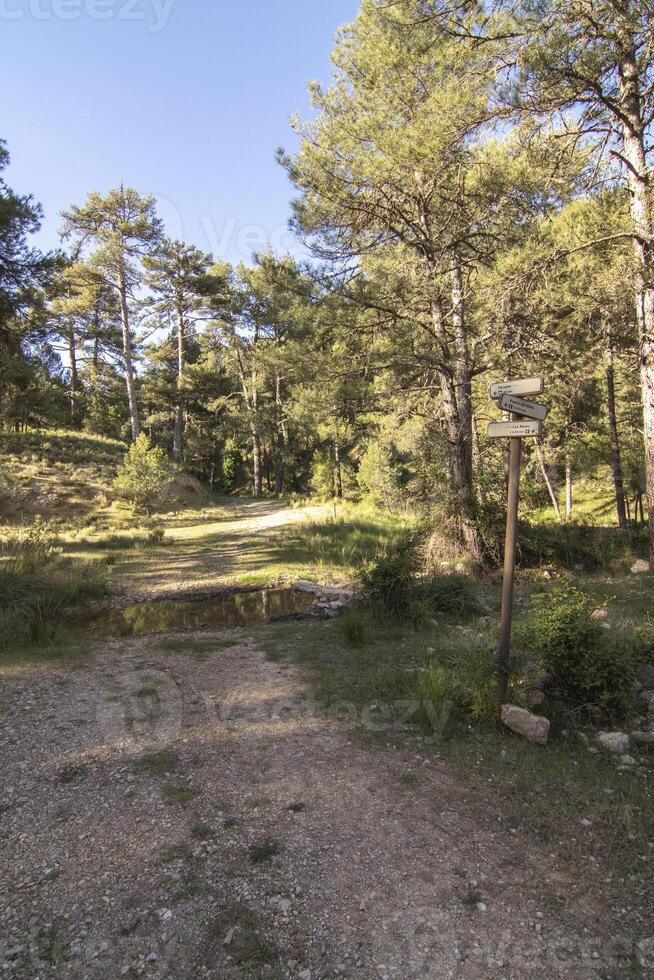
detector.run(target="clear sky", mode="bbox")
[1,0,359,264]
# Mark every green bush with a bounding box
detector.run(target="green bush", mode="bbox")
[113,434,175,514]
[524,585,635,718]
[362,538,479,623]
[360,537,418,616]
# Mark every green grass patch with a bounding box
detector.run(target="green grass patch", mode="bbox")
[133,750,180,776]
[162,783,198,807]
[206,905,281,974]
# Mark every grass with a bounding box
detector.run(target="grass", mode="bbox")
[191,822,215,840]
[158,636,241,657]
[162,783,199,807]
[258,581,653,882]
[207,905,282,975]
[133,750,179,776]
[248,837,283,864]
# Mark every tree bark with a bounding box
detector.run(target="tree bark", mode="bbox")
[617,32,654,565]
[173,306,185,463]
[273,370,286,495]
[334,437,343,500]
[117,265,140,441]
[565,453,573,519]
[535,441,561,519]
[605,324,628,529]
[67,318,79,426]
[430,291,485,563]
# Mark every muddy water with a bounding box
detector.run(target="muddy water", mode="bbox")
[81,587,315,637]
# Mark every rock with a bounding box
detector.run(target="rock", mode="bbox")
[630,731,654,747]
[637,664,654,689]
[501,705,550,745]
[580,818,592,827]
[597,731,630,754]
[591,608,608,621]
[630,559,650,574]
[639,690,654,713]
[619,754,636,766]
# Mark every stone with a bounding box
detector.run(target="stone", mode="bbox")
[637,664,654,689]
[630,731,654,747]
[640,690,654,711]
[630,559,650,574]
[619,754,636,766]
[591,608,608,620]
[500,705,550,745]
[597,732,630,754]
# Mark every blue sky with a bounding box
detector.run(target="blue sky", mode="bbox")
[1,0,359,264]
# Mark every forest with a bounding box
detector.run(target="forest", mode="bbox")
[2,2,654,976]
[2,0,653,570]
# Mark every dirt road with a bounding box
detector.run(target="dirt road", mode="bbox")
[0,626,651,978]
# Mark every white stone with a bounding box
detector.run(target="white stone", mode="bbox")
[501,705,550,745]
[631,559,650,574]
[596,732,630,754]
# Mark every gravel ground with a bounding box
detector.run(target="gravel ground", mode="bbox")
[0,632,652,979]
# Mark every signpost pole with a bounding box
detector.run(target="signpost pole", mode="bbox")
[497,433,522,707]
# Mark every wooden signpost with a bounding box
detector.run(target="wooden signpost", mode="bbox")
[488,378,547,707]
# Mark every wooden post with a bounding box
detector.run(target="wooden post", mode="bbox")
[497,433,522,707]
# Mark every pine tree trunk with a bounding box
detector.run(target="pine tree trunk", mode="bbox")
[117,266,140,441]
[430,292,484,563]
[617,36,654,565]
[68,318,79,426]
[334,437,343,500]
[565,454,573,519]
[535,441,561,519]
[605,325,628,530]
[273,371,286,495]
[173,309,185,463]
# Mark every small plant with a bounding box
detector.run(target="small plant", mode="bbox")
[191,822,214,840]
[113,434,175,514]
[340,605,367,647]
[361,537,418,616]
[248,837,283,864]
[163,783,198,806]
[134,750,179,775]
[524,585,636,718]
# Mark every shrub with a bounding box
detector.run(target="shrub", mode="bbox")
[524,586,635,719]
[360,537,418,616]
[113,434,175,514]
[362,538,479,623]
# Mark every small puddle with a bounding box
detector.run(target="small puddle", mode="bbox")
[79,587,316,637]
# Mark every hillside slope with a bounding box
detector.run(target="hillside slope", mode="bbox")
[0,430,205,523]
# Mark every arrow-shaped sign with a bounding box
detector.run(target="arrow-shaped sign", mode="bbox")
[499,393,548,421]
[490,377,544,400]
[488,420,543,439]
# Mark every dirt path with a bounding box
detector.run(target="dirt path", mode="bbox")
[0,630,651,979]
[117,501,330,598]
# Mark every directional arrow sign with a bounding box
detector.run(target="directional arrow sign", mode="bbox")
[488,420,542,439]
[490,377,544,400]
[499,393,548,421]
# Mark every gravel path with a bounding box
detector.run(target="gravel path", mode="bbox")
[0,632,651,978]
